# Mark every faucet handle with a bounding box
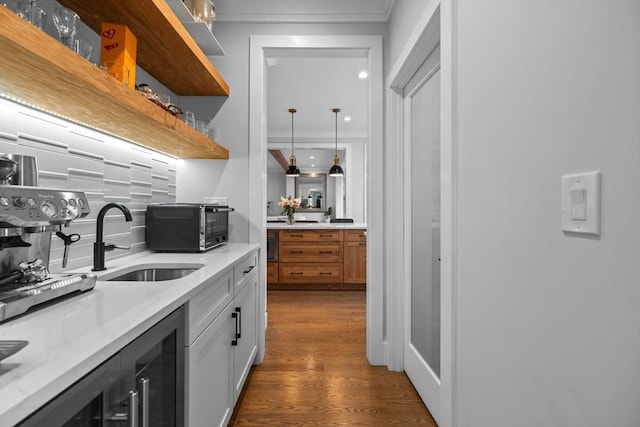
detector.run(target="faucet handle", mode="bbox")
[104,244,131,252]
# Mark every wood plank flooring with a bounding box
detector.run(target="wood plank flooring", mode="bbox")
[229,290,437,426]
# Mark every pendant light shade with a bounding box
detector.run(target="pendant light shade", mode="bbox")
[286,108,301,177]
[329,108,344,177]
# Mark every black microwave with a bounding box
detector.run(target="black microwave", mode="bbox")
[145,203,234,252]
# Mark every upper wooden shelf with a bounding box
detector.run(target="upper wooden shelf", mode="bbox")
[58,0,229,96]
[0,6,228,159]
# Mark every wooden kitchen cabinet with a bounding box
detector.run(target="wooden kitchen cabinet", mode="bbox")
[269,228,366,288]
[0,5,229,159]
[279,262,343,284]
[267,262,279,283]
[344,230,367,284]
[276,229,344,286]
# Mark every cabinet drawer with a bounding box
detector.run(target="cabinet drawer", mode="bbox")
[234,250,258,295]
[186,269,233,345]
[278,263,343,283]
[279,229,343,242]
[267,262,278,283]
[279,242,343,263]
[345,229,367,242]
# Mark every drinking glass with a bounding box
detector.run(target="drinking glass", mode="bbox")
[52,6,79,49]
[74,39,93,61]
[183,111,195,128]
[13,1,47,30]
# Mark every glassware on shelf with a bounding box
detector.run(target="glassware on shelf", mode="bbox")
[12,0,47,30]
[182,111,196,128]
[74,39,93,61]
[52,6,79,49]
[184,0,216,32]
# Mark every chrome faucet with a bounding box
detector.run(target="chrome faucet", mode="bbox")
[92,203,132,271]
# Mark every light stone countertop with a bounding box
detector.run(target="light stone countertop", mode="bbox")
[266,222,367,230]
[0,243,258,426]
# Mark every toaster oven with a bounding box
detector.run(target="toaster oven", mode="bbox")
[145,203,233,252]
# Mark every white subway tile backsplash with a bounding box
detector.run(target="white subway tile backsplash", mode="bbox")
[0,100,18,140]
[19,146,71,178]
[0,139,17,154]
[0,98,177,270]
[68,128,105,157]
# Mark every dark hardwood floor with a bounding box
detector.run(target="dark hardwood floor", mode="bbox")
[229,290,437,426]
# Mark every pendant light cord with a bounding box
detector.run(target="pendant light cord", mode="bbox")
[289,108,296,158]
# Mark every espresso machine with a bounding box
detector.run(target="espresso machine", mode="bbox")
[0,155,96,322]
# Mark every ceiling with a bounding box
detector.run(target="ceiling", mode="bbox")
[212,0,383,173]
[213,0,394,23]
[266,54,368,173]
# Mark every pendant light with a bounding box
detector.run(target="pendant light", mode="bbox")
[329,108,345,177]
[286,108,301,177]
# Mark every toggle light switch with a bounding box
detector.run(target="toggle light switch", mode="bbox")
[561,171,601,235]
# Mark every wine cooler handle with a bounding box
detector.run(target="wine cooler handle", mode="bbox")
[232,311,239,346]
[128,390,138,427]
[139,378,150,427]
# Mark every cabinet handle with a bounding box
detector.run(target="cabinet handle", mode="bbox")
[243,265,255,274]
[319,272,332,275]
[319,234,333,238]
[231,311,239,346]
[128,390,138,427]
[290,272,303,275]
[290,250,304,254]
[139,378,150,427]
[290,234,304,238]
[235,307,242,339]
[319,251,333,254]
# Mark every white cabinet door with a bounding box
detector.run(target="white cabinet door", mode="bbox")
[186,302,233,427]
[232,272,258,404]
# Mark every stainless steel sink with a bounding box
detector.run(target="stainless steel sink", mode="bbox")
[99,263,204,282]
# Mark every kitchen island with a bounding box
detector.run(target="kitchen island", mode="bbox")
[267,222,367,289]
[0,243,258,426]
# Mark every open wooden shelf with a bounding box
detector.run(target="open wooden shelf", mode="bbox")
[58,0,229,96]
[0,6,228,159]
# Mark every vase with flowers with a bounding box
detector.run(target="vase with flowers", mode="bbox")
[279,196,301,225]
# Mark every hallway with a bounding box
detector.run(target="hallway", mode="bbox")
[230,290,436,426]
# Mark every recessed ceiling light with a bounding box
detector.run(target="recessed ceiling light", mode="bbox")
[310,156,315,159]
[358,71,368,79]
[311,164,315,168]
[344,116,352,122]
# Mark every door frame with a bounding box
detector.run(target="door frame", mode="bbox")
[385,2,457,426]
[248,35,384,365]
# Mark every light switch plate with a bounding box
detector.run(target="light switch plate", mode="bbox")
[561,171,601,235]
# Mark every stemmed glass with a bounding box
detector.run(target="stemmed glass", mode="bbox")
[13,0,47,30]
[52,6,79,49]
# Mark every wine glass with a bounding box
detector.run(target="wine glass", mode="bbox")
[52,6,79,49]
[13,1,47,30]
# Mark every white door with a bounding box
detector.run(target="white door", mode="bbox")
[404,45,442,425]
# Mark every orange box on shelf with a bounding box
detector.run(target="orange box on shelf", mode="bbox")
[100,23,137,89]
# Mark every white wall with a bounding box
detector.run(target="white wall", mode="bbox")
[386,0,438,76]
[177,21,385,241]
[453,2,640,426]
[266,171,285,215]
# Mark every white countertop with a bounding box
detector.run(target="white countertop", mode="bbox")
[0,243,258,426]
[266,222,366,229]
